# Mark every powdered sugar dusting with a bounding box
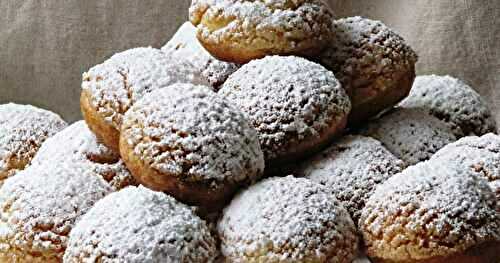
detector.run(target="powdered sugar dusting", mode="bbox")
[318,16,417,93]
[82,47,209,130]
[360,162,500,261]
[218,175,358,262]
[122,83,264,186]
[162,22,239,89]
[0,164,113,262]
[361,108,457,166]
[189,0,334,53]
[400,75,496,137]
[219,55,351,161]
[64,186,218,262]
[431,133,500,200]
[298,135,405,224]
[32,121,135,190]
[0,103,67,181]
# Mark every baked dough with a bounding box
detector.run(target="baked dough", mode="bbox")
[297,135,405,224]
[359,162,500,263]
[64,186,218,262]
[361,108,456,166]
[120,83,264,212]
[219,55,351,166]
[318,17,417,125]
[189,0,334,63]
[81,47,208,152]
[400,75,496,137]
[218,175,358,262]
[0,165,114,262]
[0,103,67,183]
[162,21,239,89]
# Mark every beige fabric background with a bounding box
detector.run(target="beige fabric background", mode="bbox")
[1,1,499,124]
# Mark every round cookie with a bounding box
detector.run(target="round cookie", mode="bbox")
[189,0,334,63]
[162,21,240,89]
[297,135,405,224]
[431,133,500,201]
[218,175,358,262]
[0,103,67,183]
[81,47,208,152]
[360,108,457,166]
[219,56,351,166]
[32,121,136,190]
[120,83,264,212]
[63,186,218,262]
[0,164,114,262]
[359,162,500,263]
[317,16,418,125]
[399,75,496,137]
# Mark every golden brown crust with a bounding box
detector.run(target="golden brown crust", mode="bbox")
[0,251,60,263]
[190,0,334,63]
[0,157,27,183]
[349,65,415,125]
[118,84,264,213]
[369,241,500,263]
[267,114,348,172]
[119,130,247,213]
[197,33,326,64]
[80,89,120,153]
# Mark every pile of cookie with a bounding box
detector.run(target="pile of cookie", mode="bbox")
[0,1,499,262]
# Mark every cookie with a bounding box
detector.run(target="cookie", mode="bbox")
[317,16,418,125]
[63,186,218,262]
[361,108,456,165]
[80,47,208,152]
[0,103,67,183]
[218,175,358,262]
[32,121,136,190]
[359,162,500,263]
[431,133,500,201]
[0,165,114,262]
[399,75,497,137]
[219,55,351,166]
[120,83,264,212]
[189,0,334,63]
[297,135,405,224]
[162,22,240,89]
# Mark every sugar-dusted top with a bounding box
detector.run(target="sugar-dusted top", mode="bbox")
[432,133,500,199]
[64,186,218,262]
[189,0,334,53]
[82,47,209,129]
[122,83,264,187]
[218,175,358,262]
[0,103,67,179]
[162,22,239,89]
[360,161,500,261]
[32,121,135,190]
[219,55,351,161]
[400,75,496,137]
[319,16,417,92]
[298,135,405,224]
[361,108,456,166]
[0,164,113,261]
